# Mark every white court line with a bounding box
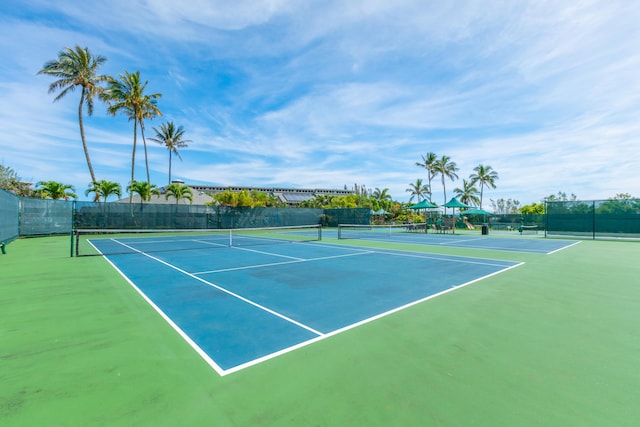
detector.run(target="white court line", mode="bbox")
[99,238,524,377]
[231,245,306,261]
[369,249,515,268]
[88,240,228,376]
[109,239,324,337]
[221,260,526,375]
[316,240,517,267]
[546,240,581,255]
[192,250,375,275]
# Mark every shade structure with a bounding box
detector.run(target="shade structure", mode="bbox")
[442,197,473,209]
[408,199,439,209]
[442,197,473,233]
[461,207,492,225]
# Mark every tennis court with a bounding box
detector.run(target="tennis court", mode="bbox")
[89,229,521,375]
[335,224,579,254]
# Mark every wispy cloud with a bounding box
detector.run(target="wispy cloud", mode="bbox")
[1,1,639,203]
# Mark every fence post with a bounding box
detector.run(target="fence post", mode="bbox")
[592,200,596,240]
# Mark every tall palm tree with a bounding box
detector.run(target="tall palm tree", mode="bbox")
[415,152,438,202]
[38,46,111,183]
[104,71,162,200]
[405,178,430,202]
[35,181,77,200]
[127,180,160,204]
[164,183,193,205]
[85,180,122,203]
[469,164,499,209]
[434,155,459,207]
[148,122,191,184]
[454,179,480,207]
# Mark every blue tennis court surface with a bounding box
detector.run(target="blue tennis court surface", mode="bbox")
[331,229,579,254]
[92,236,522,375]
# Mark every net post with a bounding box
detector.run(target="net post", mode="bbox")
[229,229,233,247]
[318,224,322,241]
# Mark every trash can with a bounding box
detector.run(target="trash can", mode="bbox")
[481,224,489,235]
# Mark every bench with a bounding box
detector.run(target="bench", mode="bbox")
[432,218,454,234]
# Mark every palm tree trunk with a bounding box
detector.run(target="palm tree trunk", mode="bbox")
[140,120,151,186]
[168,150,172,185]
[442,176,447,214]
[78,91,97,183]
[130,121,137,203]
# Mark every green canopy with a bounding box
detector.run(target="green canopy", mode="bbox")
[443,197,473,209]
[461,207,492,226]
[408,199,439,209]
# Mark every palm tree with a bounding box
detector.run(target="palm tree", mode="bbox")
[454,179,480,207]
[415,152,438,202]
[35,181,77,200]
[148,122,191,184]
[469,164,499,209]
[38,46,111,183]
[405,178,430,202]
[104,71,162,200]
[127,180,160,204]
[164,183,193,204]
[371,187,392,201]
[434,155,459,209]
[85,180,122,203]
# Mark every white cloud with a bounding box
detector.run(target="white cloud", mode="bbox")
[1,1,639,203]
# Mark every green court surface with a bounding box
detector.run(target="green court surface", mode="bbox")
[1,235,639,426]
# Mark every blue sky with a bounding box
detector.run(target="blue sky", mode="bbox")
[1,1,639,205]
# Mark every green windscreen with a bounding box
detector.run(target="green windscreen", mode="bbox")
[0,189,19,244]
[546,199,640,238]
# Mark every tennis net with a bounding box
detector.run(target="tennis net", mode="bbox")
[73,224,322,257]
[338,223,427,239]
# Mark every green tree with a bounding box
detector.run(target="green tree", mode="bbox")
[127,180,160,204]
[469,164,499,209]
[415,152,438,202]
[454,179,480,207]
[104,71,162,198]
[149,121,191,184]
[371,187,392,202]
[38,46,111,183]
[520,203,545,214]
[164,183,193,204]
[0,164,34,197]
[85,180,122,203]
[433,155,459,209]
[35,181,77,200]
[405,178,430,202]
